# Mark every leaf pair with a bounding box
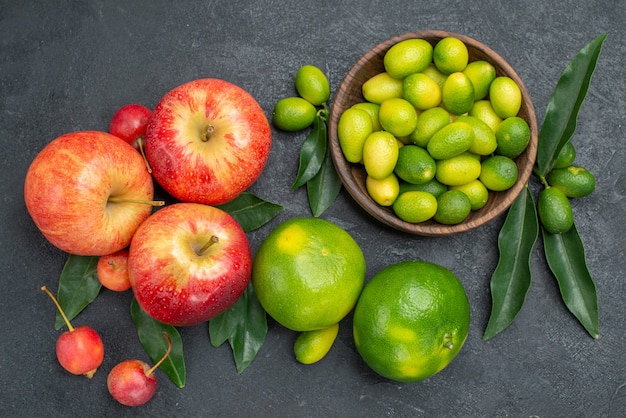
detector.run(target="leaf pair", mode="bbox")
[484,34,606,341]
[292,110,342,217]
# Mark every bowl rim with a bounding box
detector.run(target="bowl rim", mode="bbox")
[329,30,538,236]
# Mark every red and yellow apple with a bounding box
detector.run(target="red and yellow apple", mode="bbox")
[24,131,161,256]
[128,203,252,327]
[144,78,272,205]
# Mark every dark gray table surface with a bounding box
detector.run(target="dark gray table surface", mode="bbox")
[2,1,625,416]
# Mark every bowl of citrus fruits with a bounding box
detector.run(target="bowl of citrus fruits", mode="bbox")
[329,30,538,236]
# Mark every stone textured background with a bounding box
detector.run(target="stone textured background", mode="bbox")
[1,0,625,416]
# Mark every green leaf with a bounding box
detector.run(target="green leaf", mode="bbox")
[542,223,600,339]
[209,284,267,373]
[54,255,101,330]
[216,192,283,232]
[536,34,607,176]
[292,114,327,189]
[483,187,539,340]
[306,116,342,217]
[130,298,186,388]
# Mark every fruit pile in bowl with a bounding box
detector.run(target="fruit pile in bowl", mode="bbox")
[329,30,538,236]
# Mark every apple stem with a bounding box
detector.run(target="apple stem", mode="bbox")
[197,235,219,255]
[136,137,153,174]
[201,125,215,142]
[108,196,165,207]
[146,332,172,377]
[41,286,75,332]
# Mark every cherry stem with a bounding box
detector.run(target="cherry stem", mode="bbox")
[146,332,172,377]
[41,286,74,332]
[197,235,219,255]
[201,125,215,142]
[108,196,165,206]
[136,137,153,174]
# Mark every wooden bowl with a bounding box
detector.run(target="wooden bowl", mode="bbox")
[329,30,538,236]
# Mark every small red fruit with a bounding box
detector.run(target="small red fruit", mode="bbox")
[97,249,131,292]
[109,104,153,173]
[107,332,172,407]
[41,286,104,378]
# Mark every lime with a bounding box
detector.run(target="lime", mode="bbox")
[442,72,475,115]
[434,190,472,224]
[421,63,448,90]
[362,72,404,104]
[480,155,518,191]
[410,107,451,148]
[462,60,496,100]
[553,141,576,169]
[455,115,497,156]
[427,121,475,160]
[353,260,470,382]
[546,165,596,198]
[295,65,330,106]
[362,131,399,180]
[538,187,574,234]
[366,173,400,206]
[252,218,366,332]
[435,153,482,186]
[351,102,382,131]
[399,178,448,199]
[392,191,438,223]
[394,145,436,185]
[337,107,374,163]
[468,100,502,133]
[272,97,317,131]
[384,38,434,79]
[403,72,442,110]
[495,116,531,158]
[294,323,339,365]
[489,76,522,119]
[378,98,418,137]
[450,179,489,211]
[433,37,469,75]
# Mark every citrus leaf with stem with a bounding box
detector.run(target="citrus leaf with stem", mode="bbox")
[292,112,327,189]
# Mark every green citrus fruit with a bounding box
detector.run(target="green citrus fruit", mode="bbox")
[433,37,469,75]
[363,131,399,180]
[463,60,496,100]
[553,141,577,169]
[434,190,472,224]
[384,38,434,79]
[353,260,470,382]
[338,108,374,163]
[399,178,448,199]
[546,165,596,198]
[362,72,404,104]
[295,65,330,106]
[294,323,339,365]
[410,107,451,148]
[394,145,437,185]
[392,191,438,223]
[351,102,382,131]
[379,98,418,137]
[489,76,522,119]
[403,72,442,110]
[272,97,317,131]
[495,116,531,158]
[538,187,574,234]
[427,121,475,160]
[252,218,366,332]
[366,173,400,206]
[480,155,518,191]
[435,152,482,186]
[450,179,489,211]
[455,115,497,156]
[421,63,448,89]
[442,72,475,115]
[468,100,502,133]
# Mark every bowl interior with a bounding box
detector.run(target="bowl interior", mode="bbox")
[329,30,538,236]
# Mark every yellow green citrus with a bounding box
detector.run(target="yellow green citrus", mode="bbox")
[399,178,448,199]
[489,76,522,119]
[252,218,366,332]
[351,102,382,131]
[462,60,496,100]
[337,108,374,163]
[450,179,489,211]
[442,72,475,115]
[353,260,470,382]
[434,190,472,224]
[363,131,399,180]
[294,323,339,364]
[295,65,330,106]
[495,116,531,158]
[403,72,442,110]
[546,165,596,198]
[433,37,469,75]
[427,121,475,160]
[378,98,418,137]
[538,187,574,234]
[272,97,317,131]
[384,38,434,79]
[480,155,518,191]
[394,145,436,185]
[553,141,576,169]
[435,153,482,186]
[468,99,502,133]
[366,173,400,206]
[392,191,438,223]
[455,115,497,156]
[362,72,404,104]
[410,107,451,148]
[421,63,448,89]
